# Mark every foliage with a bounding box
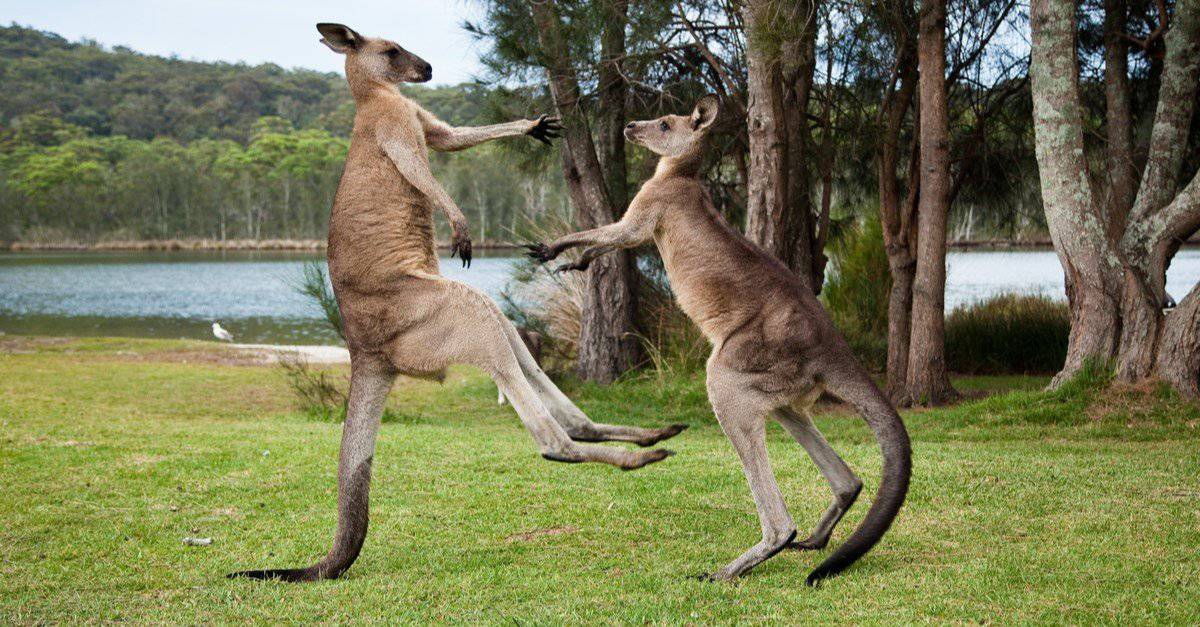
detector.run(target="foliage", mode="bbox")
[290,261,343,340]
[0,25,570,244]
[945,293,1071,375]
[821,216,890,370]
[278,356,347,421]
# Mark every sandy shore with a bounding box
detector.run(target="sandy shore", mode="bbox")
[229,343,350,364]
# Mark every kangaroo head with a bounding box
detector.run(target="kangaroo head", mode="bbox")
[317,23,433,85]
[624,95,719,158]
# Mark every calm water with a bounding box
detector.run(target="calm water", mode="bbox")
[2,249,1198,344]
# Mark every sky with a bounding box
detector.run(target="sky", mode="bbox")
[1,0,488,85]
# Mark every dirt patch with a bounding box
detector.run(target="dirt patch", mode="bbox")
[504,525,579,543]
[105,344,348,367]
[0,336,75,354]
[1085,380,1165,426]
[114,347,273,367]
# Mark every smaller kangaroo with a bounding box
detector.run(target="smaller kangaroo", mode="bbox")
[528,96,912,584]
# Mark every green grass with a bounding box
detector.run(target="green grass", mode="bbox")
[2,337,1199,623]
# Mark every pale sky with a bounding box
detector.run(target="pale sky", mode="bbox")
[1,0,488,85]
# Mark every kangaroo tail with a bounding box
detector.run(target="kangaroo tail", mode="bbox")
[806,366,912,586]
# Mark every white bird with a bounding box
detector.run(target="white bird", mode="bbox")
[212,322,234,342]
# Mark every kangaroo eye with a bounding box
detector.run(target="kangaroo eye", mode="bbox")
[386,48,400,58]
[659,121,670,132]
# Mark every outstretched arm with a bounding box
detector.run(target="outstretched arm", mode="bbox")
[417,107,561,152]
[379,134,473,266]
[526,207,657,269]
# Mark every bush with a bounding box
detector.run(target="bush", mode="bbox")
[279,356,348,421]
[821,216,890,370]
[945,293,1070,375]
[289,260,343,339]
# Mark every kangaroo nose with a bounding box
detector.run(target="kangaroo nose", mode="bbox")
[626,122,636,129]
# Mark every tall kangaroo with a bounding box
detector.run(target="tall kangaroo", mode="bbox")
[228,23,685,582]
[528,96,912,584]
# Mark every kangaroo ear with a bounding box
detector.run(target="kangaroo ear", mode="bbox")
[317,23,363,54]
[690,94,720,132]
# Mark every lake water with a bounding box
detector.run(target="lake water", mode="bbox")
[2,249,1198,345]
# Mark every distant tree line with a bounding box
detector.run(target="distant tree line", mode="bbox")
[0,24,569,243]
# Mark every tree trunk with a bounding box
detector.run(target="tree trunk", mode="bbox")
[782,8,821,289]
[742,0,820,289]
[531,0,640,383]
[886,261,916,399]
[1103,0,1135,240]
[1031,0,1123,387]
[878,8,919,400]
[1115,1,1200,382]
[1156,282,1200,398]
[743,0,792,261]
[596,0,629,211]
[904,0,956,405]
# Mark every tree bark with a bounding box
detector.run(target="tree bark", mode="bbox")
[1115,0,1200,382]
[1031,0,1123,386]
[1103,0,1135,241]
[742,0,821,290]
[878,4,919,400]
[1156,281,1200,398]
[904,0,956,405]
[531,0,640,383]
[596,0,629,210]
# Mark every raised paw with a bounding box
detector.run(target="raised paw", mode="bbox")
[450,225,472,268]
[527,114,562,146]
[524,242,556,263]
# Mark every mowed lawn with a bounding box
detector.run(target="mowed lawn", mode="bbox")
[2,337,1198,623]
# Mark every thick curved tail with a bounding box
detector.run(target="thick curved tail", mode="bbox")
[807,368,912,586]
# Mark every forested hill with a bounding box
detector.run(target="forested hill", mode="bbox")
[0,24,490,140]
[0,25,567,244]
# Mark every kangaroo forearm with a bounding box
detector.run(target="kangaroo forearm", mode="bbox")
[578,245,617,265]
[427,120,530,152]
[382,140,467,227]
[550,223,647,256]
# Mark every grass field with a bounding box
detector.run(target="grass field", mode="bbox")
[2,336,1199,623]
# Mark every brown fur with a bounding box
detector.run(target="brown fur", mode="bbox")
[227,23,685,583]
[531,96,912,583]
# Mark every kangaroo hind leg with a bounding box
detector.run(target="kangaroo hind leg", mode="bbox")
[229,356,395,581]
[774,406,863,551]
[493,313,686,446]
[483,319,672,470]
[705,380,796,580]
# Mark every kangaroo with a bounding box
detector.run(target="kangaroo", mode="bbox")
[227,23,686,583]
[527,95,912,584]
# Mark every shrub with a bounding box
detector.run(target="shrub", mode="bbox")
[279,356,348,421]
[945,293,1070,375]
[289,260,343,339]
[821,216,890,370]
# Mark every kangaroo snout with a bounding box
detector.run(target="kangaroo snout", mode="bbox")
[415,60,433,82]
